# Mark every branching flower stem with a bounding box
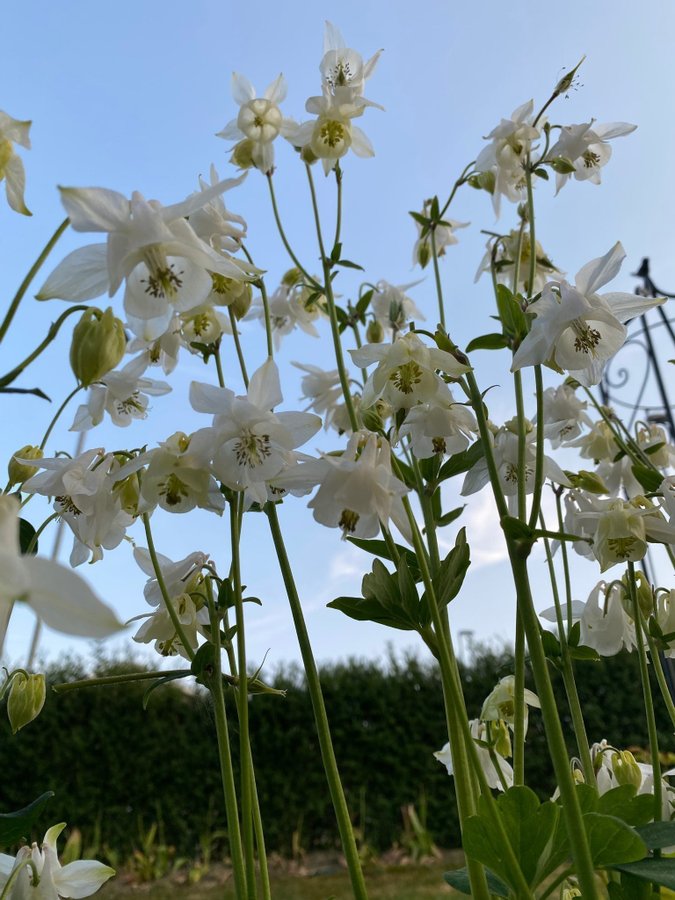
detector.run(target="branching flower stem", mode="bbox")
[39,384,83,452]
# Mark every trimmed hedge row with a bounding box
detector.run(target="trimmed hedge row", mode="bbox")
[0,648,671,858]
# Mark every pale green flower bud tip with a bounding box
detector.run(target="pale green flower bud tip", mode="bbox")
[8,444,43,486]
[612,750,642,789]
[7,672,46,734]
[70,307,126,387]
[366,320,384,343]
[230,283,253,319]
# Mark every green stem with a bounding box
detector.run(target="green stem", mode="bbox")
[512,611,526,786]
[643,622,675,730]
[628,561,663,826]
[555,492,575,633]
[265,503,369,900]
[250,764,271,900]
[266,174,321,291]
[205,587,247,898]
[52,669,189,693]
[506,546,598,898]
[141,514,196,662]
[25,511,60,554]
[333,162,343,252]
[513,369,528,521]
[527,365,546,531]
[0,217,70,344]
[39,384,82,451]
[230,497,257,899]
[430,227,445,330]
[540,516,594,783]
[227,309,250,390]
[0,856,41,899]
[465,372,509,520]
[240,243,273,360]
[0,305,87,388]
[437,160,475,221]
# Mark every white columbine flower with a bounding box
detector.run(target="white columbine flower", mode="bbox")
[0,109,31,215]
[371,280,424,334]
[412,203,469,268]
[579,581,635,656]
[511,242,666,385]
[0,495,122,637]
[292,362,343,430]
[189,164,247,253]
[0,823,115,898]
[537,384,592,448]
[217,73,295,173]
[320,22,382,106]
[397,393,478,459]
[548,121,636,194]
[481,674,541,734]
[475,229,564,295]
[190,358,322,507]
[434,720,513,792]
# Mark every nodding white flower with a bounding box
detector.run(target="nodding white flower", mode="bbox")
[461,417,571,505]
[70,355,171,432]
[480,675,541,734]
[0,495,122,638]
[536,384,592,448]
[292,362,343,429]
[37,181,257,339]
[570,419,619,462]
[351,331,470,412]
[131,547,209,658]
[289,87,376,175]
[590,741,675,818]
[397,393,478,459]
[320,22,382,106]
[0,823,115,898]
[434,720,514,792]
[217,73,295,173]
[371,280,424,334]
[412,202,469,268]
[21,447,106,511]
[247,279,326,347]
[189,164,247,253]
[661,476,675,520]
[475,229,564,295]
[475,100,541,217]
[511,243,666,385]
[548,120,636,194]
[580,581,635,655]
[0,109,31,215]
[306,432,411,541]
[190,358,322,507]
[128,319,182,375]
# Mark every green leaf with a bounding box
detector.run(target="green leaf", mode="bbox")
[336,259,365,271]
[438,440,484,481]
[409,211,431,227]
[346,536,421,580]
[427,528,470,610]
[142,672,192,708]
[327,596,416,631]
[599,785,654,827]
[631,464,663,493]
[549,156,577,174]
[635,819,675,849]
[534,167,549,180]
[541,628,562,660]
[569,645,602,662]
[19,518,37,555]
[463,815,513,886]
[435,505,465,528]
[608,875,651,899]
[354,289,373,318]
[613,858,675,890]
[0,792,54,845]
[500,516,534,542]
[443,866,509,897]
[495,284,528,340]
[465,333,509,353]
[190,642,216,679]
[568,620,581,647]
[584,812,647,867]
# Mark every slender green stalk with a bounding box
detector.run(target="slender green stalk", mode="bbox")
[39,384,82,451]
[555,492,575,632]
[512,611,526,786]
[0,217,70,344]
[52,669,189,693]
[527,365,546,530]
[227,309,250,389]
[539,867,575,900]
[540,518,594,783]
[642,621,675,730]
[266,174,321,291]
[240,243,274,360]
[627,562,663,825]
[265,503,369,900]
[141,514,196,662]
[0,304,87,388]
[437,160,475,221]
[333,162,343,251]
[0,857,40,899]
[465,372,509,520]
[205,588,247,898]
[230,496,257,899]
[513,369,528,521]
[507,546,598,898]
[429,227,445,329]
[25,511,59,554]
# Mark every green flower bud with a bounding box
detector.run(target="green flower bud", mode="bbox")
[491,719,512,759]
[230,283,253,320]
[624,570,654,619]
[549,156,577,174]
[7,672,46,734]
[281,268,302,288]
[70,307,126,387]
[366,320,384,343]
[415,241,431,269]
[612,750,642,790]
[360,405,384,433]
[8,445,43,487]
[230,139,255,169]
[566,470,610,494]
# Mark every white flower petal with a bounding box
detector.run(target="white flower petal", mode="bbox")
[575,242,625,296]
[36,244,110,301]
[54,860,116,898]
[59,186,130,233]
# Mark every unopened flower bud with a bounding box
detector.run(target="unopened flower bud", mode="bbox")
[8,445,43,487]
[612,750,642,789]
[491,719,512,758]
[361,405,384,433]
[114,471,141,516]
[299,144,318,165]
[366,320,384,343]
[230,283,253,320]
[281,268,302,288]
[624,570,654,618]
[230,139,255,169]
[550,156,577,174]
[415,241,431,269]
[70,307,126,387]
[567,470,609,494]
[7,672,46,734]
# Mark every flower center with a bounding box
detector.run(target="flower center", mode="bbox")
[141,264,184,299]
[583,150,601,169]
[234,430,272,468]
[339,509,360,533]
[319,120,346,149]
[55,495,81,516]
[606,536,637,559]
[572,320,602,354]
[114,392,144,416]
[157,473,190,507]
[390,361,423,395]
[432,437,447,455]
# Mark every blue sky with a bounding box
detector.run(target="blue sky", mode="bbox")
[1,0,674,671]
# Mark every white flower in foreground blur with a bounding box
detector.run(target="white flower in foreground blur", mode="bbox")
[475,100,541,217]
[475,229,564,295]
[131,547,208,658]
[306,432,411,541]
[481,675,541,734]
[190,358,321,507]
[0,823,115,898]
[371,280,425,334]
[351,331,470,411]
[0,495,122,637]
[0,109,31,215]
[189,164,247,253]
[434,720,513,792]
[548,120,636,194]
[217,73,295,173]
[320,22,383,107]
[511,243,666,385]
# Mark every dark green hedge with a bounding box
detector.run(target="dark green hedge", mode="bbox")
[0,648,671,859]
